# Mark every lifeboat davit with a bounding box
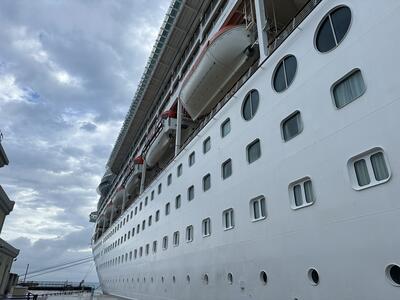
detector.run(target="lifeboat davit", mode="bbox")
[146,111,177,167]
[125,156,144,195]
[180,25,252,120]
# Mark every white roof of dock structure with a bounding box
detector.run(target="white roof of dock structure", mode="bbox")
[107,0,212,175]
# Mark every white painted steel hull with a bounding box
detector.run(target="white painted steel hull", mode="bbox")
[180,26,251,120]
[92,0,400,299]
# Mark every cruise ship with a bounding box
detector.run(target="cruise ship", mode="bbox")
[90,0,400,299]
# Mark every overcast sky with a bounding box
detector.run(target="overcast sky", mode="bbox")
[0,0,169,283]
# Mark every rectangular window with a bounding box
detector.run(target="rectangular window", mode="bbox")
[145,244,150,255]
[223,209,234,230]
[139,202,142,211]
[282,111,302,141]
[173,231,180,246]
[132,228,135,237]
[222,159,232,179]
[165,202,170,215]
[148,215,152,226]
[250,196,266,221]
[136,224,140,234]
[202,218,211,237]
[189,151,195,167]
[130,211,133,218]
[188,185,195,201]
[203,137,211,153]
[167,173,172,185]
[151,190,155,200]
[175,195,181,209]
[221,118,231,137]
[290,178,315,209]
[158,183,162,194]
[155,210,160,222]
[135,207,138,215]
[139,247,143,257]
[247,139,261,164]
[162,236,168,250]
[186,225,194,242]
[124,234,126,242]
[142,220,146,230]
[145,197,148,206]
[152,241,157,253]
[333,69,366,108]
[349,148,390,190]
[134,249,137,259]
[128,231,131,239]
[126,214,129,222]
[203,174,211,191]
[177,163,183,177]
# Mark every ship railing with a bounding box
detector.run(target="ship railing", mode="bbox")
[266,0,322,55]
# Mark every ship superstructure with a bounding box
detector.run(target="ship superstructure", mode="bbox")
[91,0,400,299]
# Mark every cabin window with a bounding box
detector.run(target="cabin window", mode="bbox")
[145,197,148,206]
[173,231,180,246]
[203,174,211,192]
[222,159,232,179]
[162,236,168,250]
[142,220,146,230]
[202,218,211,237]
[167,173,172,185]
[203,137,211,153]
[221,118,231,137]
[315,6,352,53]
[130,211,133,218]
[282,111,303,141]
[242,90,260,120]
[189,151,195,167]
[139,247,143,257]
[177,164,183,177]
[136,224,140,234]
[152,241,157,253]
[151,190,155,200]
[348,148,390,190]
[145,244,150,255]
[155,210,160,222]
[250,196,266,221]
[135,207,138,215]
[332,69,366,108]
[273,55,297,93]
[126,215,129,222]
[247,139,261,164]
[175,194,181,209]
[148,215,152,226]
[289,177,315,209]
[127,231,130,240]
[134,249,137,259]
[158,183,162,194]
[223,209,234,230]
[186,225,194,242]
[188,185,195,201]
[165,202,170,215]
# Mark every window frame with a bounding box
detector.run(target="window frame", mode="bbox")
[288,177,315,210]
[221,118,231,137]
[187,185,195,201]
[162,236,168,250]
[173,231,180,247]
[241,89,260,120]
[249,196,267,222]
[177,163,183,177]
[175,194,181,209]
[246,139,261,164]
[222,208,235,231]
[221,159,232,180]
[186,225,194,242]
[202,218,211,237]
[189,151,195,167]
[202,173,211,192]
[347,147,391,191]
[272,55,298,93]
[203,137,211,154]
[281,111,303,142]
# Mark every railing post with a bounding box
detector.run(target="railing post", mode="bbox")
[109,203,114,227]
[175,98,182,156]
[254,0,269,61]
[139,160,146,194]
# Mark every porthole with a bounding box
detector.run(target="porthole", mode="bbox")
[242,90,259,121]
[386,264,400,286]
[272,55,297,93]
[186,275,191,283]
[260,271,268,285]
[315,6,352,53]
[203,274,209,285]
[227,273,233,285]
[308,268,320,285]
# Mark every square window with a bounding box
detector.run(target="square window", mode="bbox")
[203,137,211,154]
[167,173,172,186]
[289,178,315,209]
[250,196,266,221]
[203,174,211,191]
[186,225,194,242]
[333,69,366,109]
[221,118,231,137]
[282,111,302,141]
[165,202,170,215]
[158,183,162,194]
[247,139,261,164]
[188,185,195,201]
[202,218,211,237]
[189,151,195,167]
[175,195,181,209]
[222,159,232,179]
[177,164,183,177]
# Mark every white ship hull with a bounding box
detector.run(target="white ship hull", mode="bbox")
[92,0,400,299]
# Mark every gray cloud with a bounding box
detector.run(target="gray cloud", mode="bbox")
[0,0,169,282]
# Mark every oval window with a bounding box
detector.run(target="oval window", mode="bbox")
[316,6,352,53]
[273,55,297,93]
[242,89,259,120]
